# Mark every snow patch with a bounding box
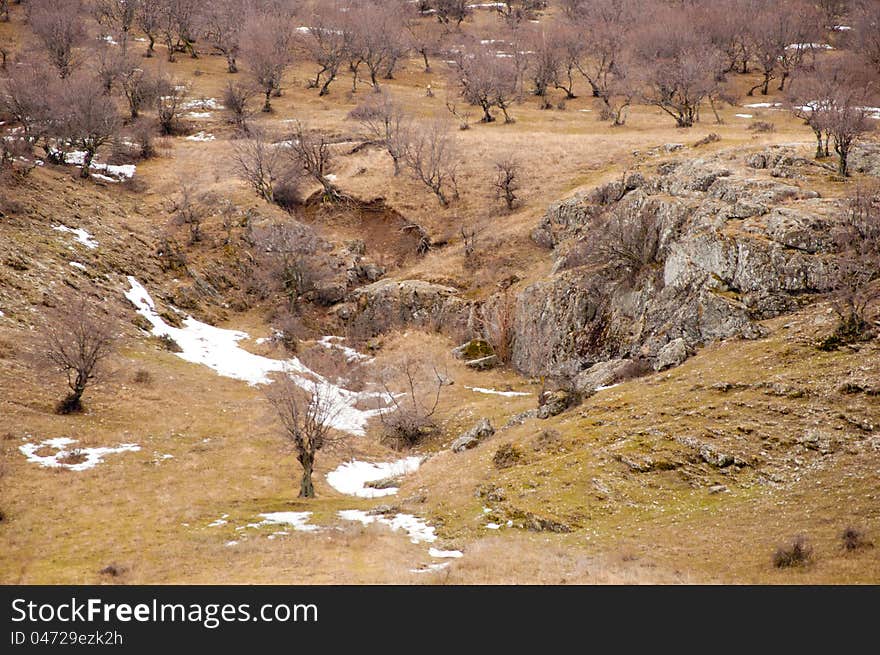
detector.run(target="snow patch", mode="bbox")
[338,509,437,543]
[186,131,215,142]
[53,225,98,249]
[485,522,501,530]
[735,113,753,118]
[429,547,463,558]
[316,335,371,362]
[743,102,782,109]
[326,457,422,498]
[124,278,388,435]
[69,261,87,271]
[410,563,449,574]
[465,386,531,397]
[258,512,320,532]
[20,437,140,471]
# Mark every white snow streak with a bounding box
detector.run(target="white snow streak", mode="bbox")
[53,225,98,249]
[20,437,140,471]
[326,457,422,498]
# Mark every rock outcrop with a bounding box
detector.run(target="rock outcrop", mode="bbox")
[451,418,495,452]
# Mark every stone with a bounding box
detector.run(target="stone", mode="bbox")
[464,355,498,370]
[574,359,631,395]
[537,389,573,419]
[452,339,495,360]
[708,484,728,494]
[451,418,495,453]
[654,338,689,371]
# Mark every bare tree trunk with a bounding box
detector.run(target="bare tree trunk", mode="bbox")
[263,90,271,112]
[80,150,94,178]
[299,454,315,498]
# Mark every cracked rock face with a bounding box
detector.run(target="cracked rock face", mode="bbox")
[515,150,841,377]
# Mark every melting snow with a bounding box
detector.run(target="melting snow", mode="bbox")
[743,102,782,109]
[56,150,136,180]
[186,131,216,142]
[410,563,449,574]
[20,437,140,471]
[735,113,753,118]
[595,383,620,392]
[428,547,463,558]
[338,509,437,543]
[465,386,531,397]
[326,457,422,498]
[53,225,98,249]
[317,336,371,363]
[258,512,320,532]
[124,278,388,435]
[486,522,501,530]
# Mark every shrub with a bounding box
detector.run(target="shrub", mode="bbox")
[133,369,153,385]
[842,527,873,552]
[493,444,522,469]
[773,535,813,568]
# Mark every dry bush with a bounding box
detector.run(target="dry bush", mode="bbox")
[241,13,294,112]
[28,0,86,78]
[747,121,775,133]
[841,527,873,552]
[773,535,814,568]
[403,118,459,207]
[378,356,446,449]
[349,91,411,176]
[492,157,521,211]
[232,133,284,203]
[492,443,522,469]
[132,369,153,385]
[44,293,116,414]
[223,81,256,133]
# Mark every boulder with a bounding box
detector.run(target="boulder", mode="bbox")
[452,339,495,360]
[574,359,632,395]
[464,355,498,370]
[537,389,574,419]
[654,338,689,371]
[451,418,495,453]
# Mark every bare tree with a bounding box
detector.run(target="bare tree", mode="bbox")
[349,2,407,90]
[483,286,516,364]
[154,76,187,134]
[830,182,880,338]
[0,0,8,22]
[449,45,519,123]
[241,14,293,112]
[158,0,202,62]
[631,8,723,128]
[0,60,55,145]
[223,80,256,132]
[853,0,880,73]
[300,5,348,96]
[232,133,284,202]
[251,220,324,309]
[379,357,445,449]
[45,293,116,414]
[405,7,445,72]
[93,0,140,51]
[119,59,161,119]
[268,378,344,498]
[283,121,341,201]
[27,0,86,78]
[136,0,163,57]
[433,0,470,27]
[349,91,411,176]
[492,156,520,210]
[168,183,209,244]
[51,72,121,177]
[201,0,245,73]
[403,118,458,206]
[495,0,546,26]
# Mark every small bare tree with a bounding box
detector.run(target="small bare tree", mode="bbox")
[483,286,516,364]
[403,118,458,206]
[349,91,411,176]
[301,6,347,96]
[119,60,161,120]
[201,0,244,73]
[232,133,283,202]
[449,46,518,123]
[251,220,324,309]
[830,183,880,338]
[492,156,520,210]
[93,0,139,51]
[284,121,341,200]
[154,76,187,134]
[45,293,116,414]
[268,378,344,498]
[379,357,445,449]
[168,183,209,244]
[51,73,121,178]
[222,80,256,132]
[136,0,163,57]
[28,0,86,78]
[241,14,293,112]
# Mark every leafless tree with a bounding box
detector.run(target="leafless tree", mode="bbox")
[27,0,86,78]
[492,156,520,210]
[251,219,325,308]
[223,80,256,132]
[433,0,470,27]
[45,293,116,414]
[154,76,187,134]
[830,182,880,337]
[495,0,546,26]
[631,8,723,128]
[349,2,407,90]
[283,122,341,201]
[300,5,348,96]
[136,0,163,57]
[267,378,345,498]
[852,0,880,73]
[93,0,140,51]
[405,7,445,72]
[349,91,411,176]
[232,133,284,202]
[483,286,516,364]
[0,60,55,145]
[0,0,8,22]
[379,356,445,449]
[94,41,129,93]
[241,14,293,112]
[51,72,121,177]
[119,60,161,119]
[449,45,518,123]
[701,0,754,75]
[158,0,202,62]
[403,118,458,206]
[168,183,209,244]
[201,0,246,73]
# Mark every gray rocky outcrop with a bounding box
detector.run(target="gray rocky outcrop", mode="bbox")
[451,418,495,452]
